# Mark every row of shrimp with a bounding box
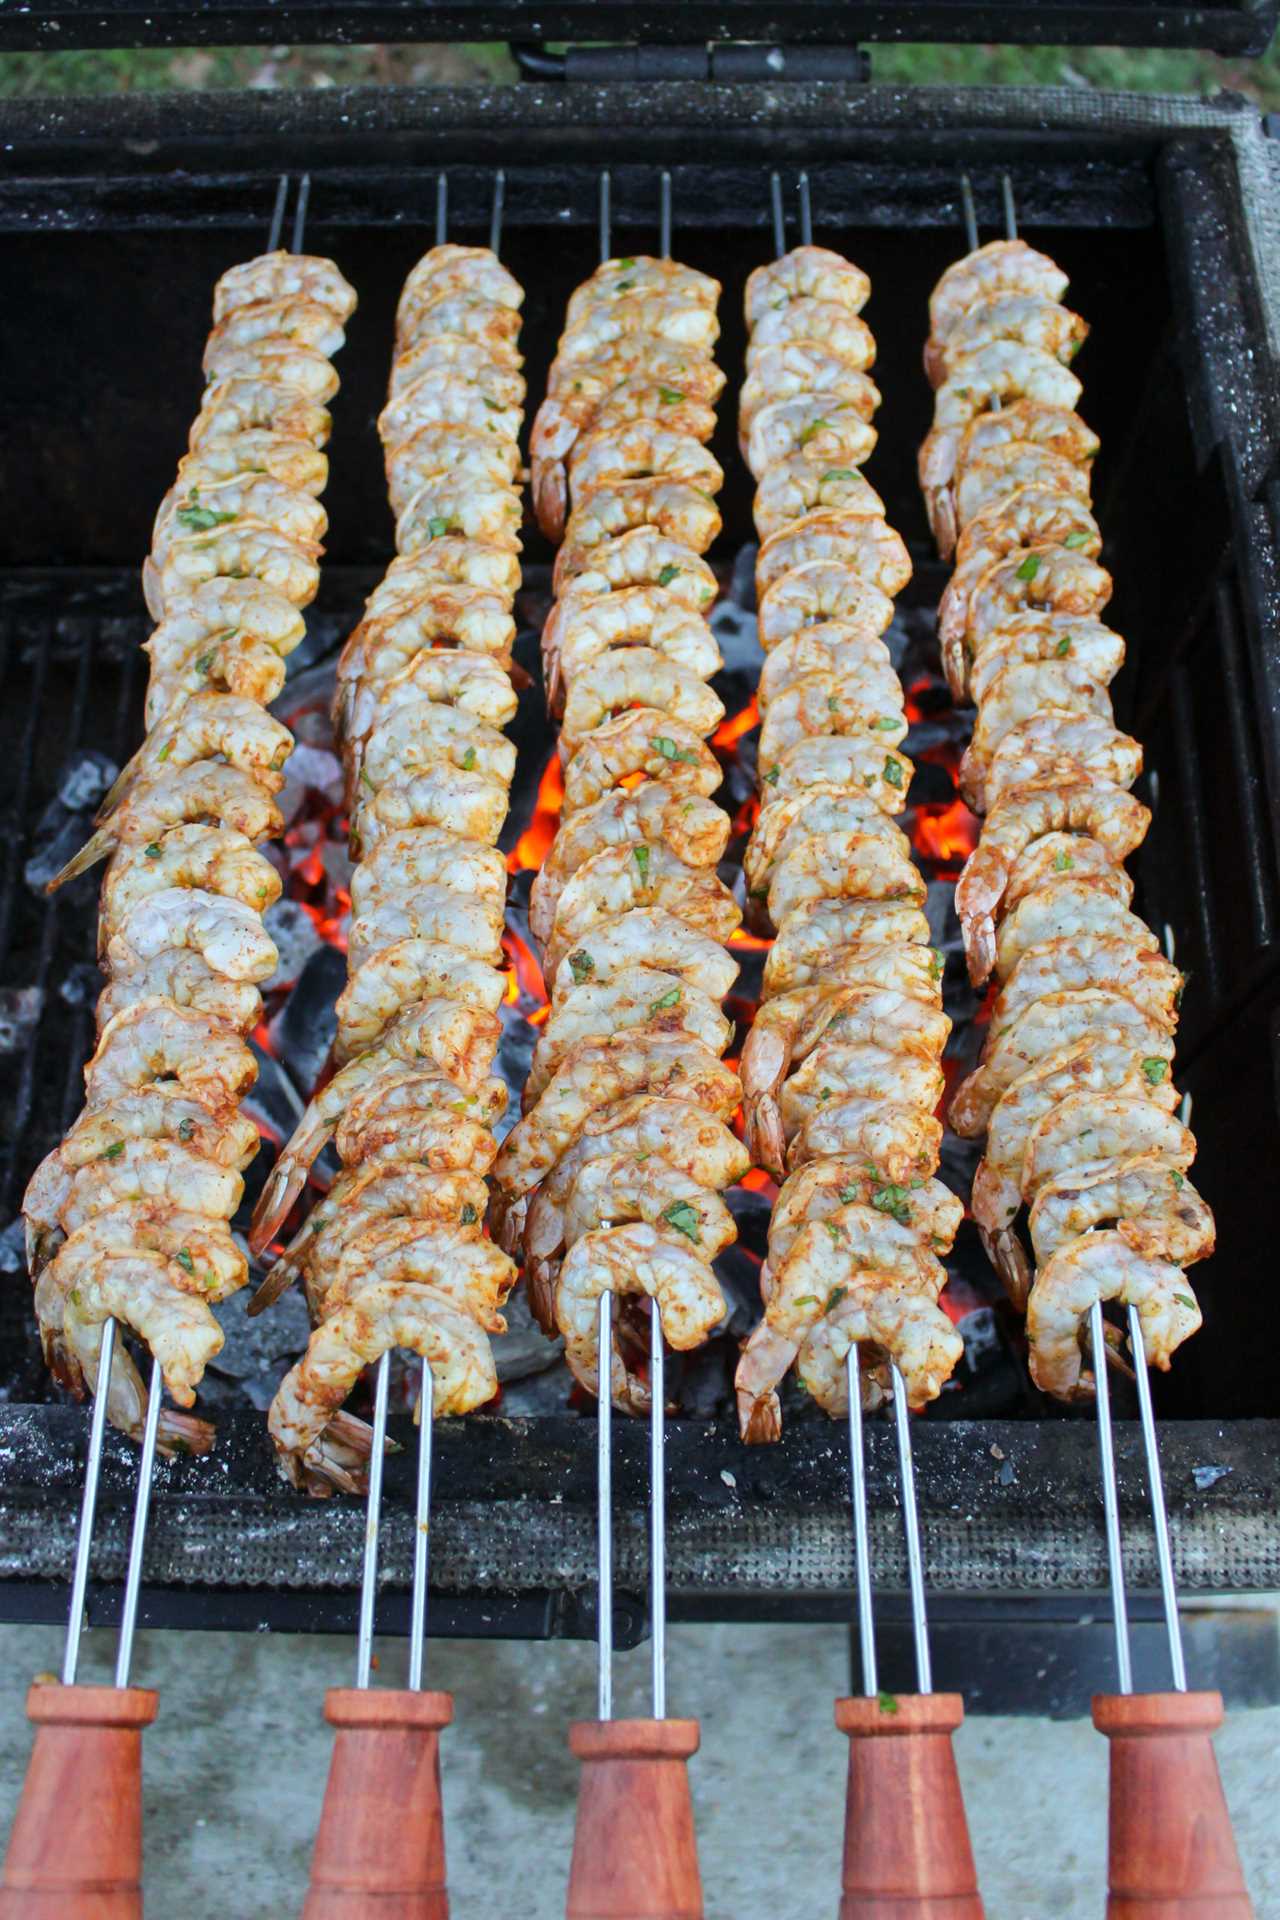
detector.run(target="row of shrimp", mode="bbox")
[491,250,747,1409]
[729,244,965,1443]
[246,242,527,1492]
[921,235,1212,1397]
[22,248,356,1452]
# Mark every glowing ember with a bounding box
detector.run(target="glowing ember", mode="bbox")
[912,797,979,868]
[508,753,564,874]
[712,697,759,752]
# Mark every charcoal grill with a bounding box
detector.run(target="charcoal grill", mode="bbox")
[2,4,1280,1693]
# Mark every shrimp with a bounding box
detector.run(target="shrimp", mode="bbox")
[493,1035,740,1202]
[321,1223,514,1331]
[992,937,1182,1037]
[958,402,1099,485]
[928,240,1069,342]
[100,826,279,939]
[740,348,880,442]
[359,702,516,794]
[767,832,925,930]
[951,990,1174,1138]
[788,1096,943,1186]
[557,530,717,613]
[1031,1152,1213,1269]
[758,561,897,651]
[100,696,292,826]
[543,589,720,708]
[995,879,1159,983]
[252,1165,490,1314]
[340,650,517,755]
[745,247,870,326]
[768,1207,947,1340]
[249,1004,502,1252]
[747,299,876,368]
[757,668,907,762]
[397,244,523,318]
[1003,835,1131,920]
[105,888,278,986]
[175,431,329,498]
[764,735,913,811]
[547,338,725,406]
[554,295,719,364]
[752,459,885,544]
[152,473,327,561]
[968,614,1124,707]
[561,710,722,814]
[568,423,723,504]
[954,781,1150,983]
[381,406,524,499]
[57,1204,246,1299]
[926,293,1087,386]
[24,1135,246,1276]
[367,540,522,607]
[144,632,289,727]
[391,475,522,552]
[560,478,722,566]
[554,1159,736,1261]
[745,396,878,482]
[141,577,306,719]
[346,887,505,970]
[335,937,507,1060]
[544,846,739,980]
[338,596,517,693]
[189,378,330,451]
[953,447,1095,554]
[746,786,906,892]
[530,788,729,943]
[269,1283,499,1492]
[535,392,718,543]
[561,649,724,751]
[386,336,526,406]
[144,526,321,623]
[337,1104,498,1182]
[959,660,1114,811]
[567,258,719,322]
[1026,1232,1200,1402]
[397,293,522,363]
[920,344,1082,491]
[200,338,339,403]
[348,828,507,919]
[98,950,257,1032]
[756,628,894,711]
[768,1165,962,1275]
[938,492,1101,692]
[793,1284,964,1417]
[763,902,930,997]
[213,249,357,324]
[1023,1093,1197,1205]
[527,969,731,1105]
[984,717,1141,812]
[555,1223,726,1411]
[50,1248,224,1410]
[756,511,912,601]
[83,1002,256,1115]
[779,1049,945,1145]
[546,909,739,1005]
[732,1322,800,1442]
[966,551,1112,664]
[353,766,510,851]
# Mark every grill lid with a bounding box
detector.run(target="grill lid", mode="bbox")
[0,0,1275,53]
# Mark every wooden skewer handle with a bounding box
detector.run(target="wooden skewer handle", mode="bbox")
[0,1681,158,1920]
[834,1692,984,1919]
[566,1718,704,1920]
[1093,1690,1253,1917]
[301,1688,453,1920]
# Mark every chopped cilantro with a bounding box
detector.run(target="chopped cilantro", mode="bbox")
[877,1691,899,1715]
[1055,635,1072,657]
[1170,1171,1185,1190]
[799,417,829,447]
[101,1141,125,1160]
[662,1199,701,1243]
[821,468,856,485]
[658,387,684,406]
[657,564,682,588]
[177,504,237,533]
[1015,552,1041,582]
[1053,850,1073,872]
[1175,1292,1197,1311]
[1062,529,1092,550]
[1141,1057,1168,1085]
[568,950,595,985]
[633,844,651,881]
[177,1117,195,1142]
[883,757,904,790]
[873,715,899,730]
[763,764,780,786]
[460,1203,479,1225]
[175,1248,195,1274]
[426,515,450,539]
[649,986,682,1014]
[651,734,699,765]
[825,1284,847,1312]
[461,746,477,771]
[144,842,162,859]
[871,1182,913,1225]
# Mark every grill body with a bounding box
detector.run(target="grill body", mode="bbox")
[2,81,1279,1631]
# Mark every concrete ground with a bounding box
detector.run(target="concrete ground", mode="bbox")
[1,1618,1277,1917]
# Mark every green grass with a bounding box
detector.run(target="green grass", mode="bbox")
[0,38,1275,106]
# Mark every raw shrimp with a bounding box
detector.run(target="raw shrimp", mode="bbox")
[953,447,1095,553]
[556,529,717,611]
[96,951,261,1033]
[555,1222,726,1410]
[51,1247,224,1409]
[920,344,1082,491]
[745,247,870,326]
[543,589,720,706]
[767,832,925,930]
[397,244,523,317]
[757,561,896,651]
[793,1285,964,1416]
[530,789,727,944]
[787,1095,943,1186]
[745,396,878,482]
[493,1035,740,1202]
[381,407,524,502]
[206,296,348,372]
[1003,834,1132,919]
[397,292,522,362]
[99,694,292,823]
[527,969,731,1104]
[336,1100,499,1180]
[559,478,722,565]
[554,295,719,364]
[24,1135,245,1275]
[756,511,911,600]
[335,937,507,1060]
[152,473,327,560]
[105,888,278,985]
[367,540,522,606]
[1022,1094,1196,1209]
[546,338,725,406]
[100,825,280,937]
[144,631,289,726]
[567,257,719,322]
[745,786,906,893]
[213,249,357,323]
[752,459,885,544]
[189,378,330,451]
[768,1165,962,1274]
[938,491,1101,692]
[1026,1232,1200,1401]
[965,549,1112,659]
[386,336,525,405]
[954,781,1150,983]
[763,902,931,998]
[84,1002,256,1114]
[926,293,1087,385]
[969,614,1124,707]
[201,338,339,403]
[991,938,1182,1036]
[740,347,880,442]
[359,702,516,794]
[535,390,718,542]
[733,1322,800,1442]
[756,628,894,711]
[951,990,1175,1138]
[764,735,913,811]
[269,1283,499,1492]
[544,845,739,979]
[561,710,722,814]
[56,1204,246,1300]
[779,1049,944,1144]
[338,596,517,693]
[767,1207,947,1344]
[346,888,505,970]
[392,475,522,553]
[765,937,941,1004]
[928,240,1069,342]
[348,828,506,919]
[322,1222,514,1329]
[561,649,724,751]
[144,525,321,622]
[1030,1153,1213,1271]
[353,766,510,851]
[757,668,907,761]
[957,402,1099,488]
[555,1158,736,1261]
[747,299,876,367]
[959,659,1114,811]
[568,422,723,503]
[546,909,739,1004]
[995,879,1159,984]
[985,715,1141,811]
[340,650,517,756]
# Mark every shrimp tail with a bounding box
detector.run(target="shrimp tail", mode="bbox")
[248,1137,324,1256]
[735,1323,797,1444]
[246,1253,300,1316]
[744,1093,787,1179]
[94,746,146,822]
[283,1409,398,1498]
[46,825,117,892]
[158,1410,217,1458]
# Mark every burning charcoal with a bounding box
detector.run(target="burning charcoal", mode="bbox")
[266,941,346,1093]
[725,540,758,611]
[210,1278,311,1409]
[23,749,120,898]
[261,898,322,991]
[712,593,762,677]
[276,740,344,828]
[0,1216,26,1274]
[499,1357,575,1417]
[242,1037,306,1149]
[496,1007,538,1142]
[493,1289,566,1383]
[0,986,43,1055]
[56,748,118,814]
[58,961,104,1009]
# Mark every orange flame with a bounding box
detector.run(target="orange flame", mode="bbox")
[503,925,550,1026]
[712,698,759,753]
[912,798,979,867]
[508,754,565,874]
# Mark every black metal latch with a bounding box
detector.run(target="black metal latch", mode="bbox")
[511,42,870,83]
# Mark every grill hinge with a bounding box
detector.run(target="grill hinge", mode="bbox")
[511,42,870,84]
